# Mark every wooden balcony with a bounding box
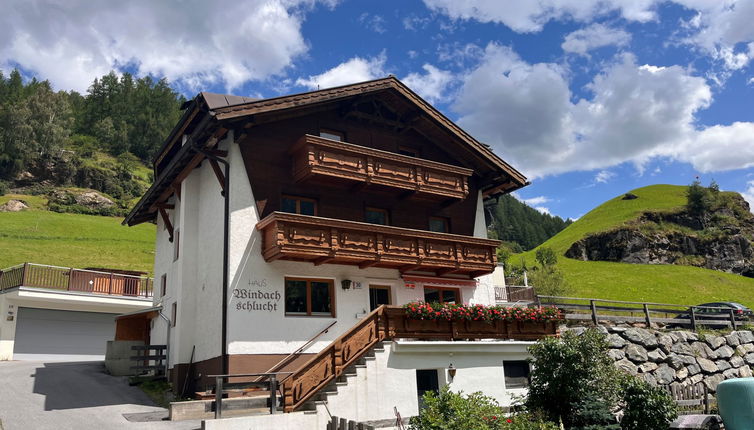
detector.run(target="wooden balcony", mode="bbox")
[256,212,499,277]
[290,134,473,200]
[0,263,153,298]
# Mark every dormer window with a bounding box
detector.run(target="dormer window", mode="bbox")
[319,129,344,142]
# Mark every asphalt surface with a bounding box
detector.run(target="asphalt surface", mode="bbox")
[0,361,202,430]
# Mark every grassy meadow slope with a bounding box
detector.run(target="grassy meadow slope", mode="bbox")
[0,194,155,274]
[516,184,754,307]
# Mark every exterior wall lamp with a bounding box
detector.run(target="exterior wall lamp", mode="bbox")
[341,279,352,290]
[448,363,456,381]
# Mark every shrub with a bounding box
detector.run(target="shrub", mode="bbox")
[570,392,620,430]
[409,387,559,430]
[619,375,677,430]
[535,247,557,268]
[526,329,621,428]
[0,181,8,196]
[528,266,569,297]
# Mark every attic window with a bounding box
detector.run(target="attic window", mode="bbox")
[319,129,344,142]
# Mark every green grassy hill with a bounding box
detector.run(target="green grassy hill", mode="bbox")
[0,194,155,274]
[516,184,754,307]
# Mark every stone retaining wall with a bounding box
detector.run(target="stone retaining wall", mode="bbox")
[566,326,754,392]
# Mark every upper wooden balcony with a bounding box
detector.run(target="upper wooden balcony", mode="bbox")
[256,212,499,277]
[290,135,473,200]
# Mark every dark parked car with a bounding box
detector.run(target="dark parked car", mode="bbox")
[695,302,753,318]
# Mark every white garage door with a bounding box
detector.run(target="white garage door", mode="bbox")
[13,308,117,361]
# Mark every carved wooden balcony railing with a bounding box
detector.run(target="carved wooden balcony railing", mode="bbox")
[256,212,500,277]
[281,305,559,412]
[290,134,473,200]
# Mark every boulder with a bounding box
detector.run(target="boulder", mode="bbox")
[703,374,725,392]
[730,355,745,368]
[725,333,742,346]
[723,368,740,379]
[744,352,754,365]
[615,359,638,375]
[0,199,28,212]
[686,364,702,376]
[716,360,732,372]
[705,336,727,349]
[697,357,718,374]
[639,362,659,373]
[675,367,689,381]
[715,345,735,359]
[735,331,754,344]
[75,191,114,208]
[691,342,716,359]
[657,334,674,353]
[667,354,685,370]
[606,333,626,348]
[647,349,667,363]
[654,365,676,385]
[607,349,625,361]
[740,366,753,378]
[623,328,658,348]
[626,344,648,362]
[671,343,694,356]
[689,373,704,385]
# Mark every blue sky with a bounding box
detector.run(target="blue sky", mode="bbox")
[3,0,754,219]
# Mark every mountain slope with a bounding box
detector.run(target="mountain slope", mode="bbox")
[488,193,572,251]
[516,185,754,307]
[0,194,155,273]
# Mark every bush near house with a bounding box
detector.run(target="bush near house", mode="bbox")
[525,328,677,430]
[409,387,558,430]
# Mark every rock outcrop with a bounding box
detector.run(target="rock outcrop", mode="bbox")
[0,199,28,212]
[566,194,754,277]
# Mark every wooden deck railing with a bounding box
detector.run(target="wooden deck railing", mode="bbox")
[494,286,537,303]
[291,134,473,200]
[281,305,559,412]
[0,263,153,298]
[257,212,499,277]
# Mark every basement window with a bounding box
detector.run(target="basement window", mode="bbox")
[503,361,530,389]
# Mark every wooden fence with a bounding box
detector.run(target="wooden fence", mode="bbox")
[538,295,750,330]
[0,263,153,298]
[327,417,377,430]
[494,286,537,302]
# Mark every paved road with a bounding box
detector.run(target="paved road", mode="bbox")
[0,361,202,430]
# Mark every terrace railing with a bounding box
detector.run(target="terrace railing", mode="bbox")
[495,286,537,303]
[0,263,153,298]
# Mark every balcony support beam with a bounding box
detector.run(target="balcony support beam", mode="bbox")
[313,256,335,266]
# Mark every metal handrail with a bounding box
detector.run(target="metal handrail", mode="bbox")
[256,320,337,383]
[208,372,294,418]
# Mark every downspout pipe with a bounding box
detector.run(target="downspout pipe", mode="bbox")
[195,140,231,376]
[157,311,171,378]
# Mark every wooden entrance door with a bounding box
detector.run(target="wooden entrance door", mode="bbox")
[369,285,392,311]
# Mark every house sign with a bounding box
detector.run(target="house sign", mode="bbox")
[232,278,281,312]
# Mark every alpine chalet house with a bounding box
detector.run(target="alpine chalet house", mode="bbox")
[124,77,547,424]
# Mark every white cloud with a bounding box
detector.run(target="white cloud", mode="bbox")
[0,0,335,92]
[358,13,387,34]
[743,180,754,213]
[295,52,387,90]
[453,44,754,178]
[521,196,551,206]
[402,64,454,103]
[534,206,551,215]
[594,170,616,183]
[425,0,754,73]
[422,0,658,33]
[562,24,631,55]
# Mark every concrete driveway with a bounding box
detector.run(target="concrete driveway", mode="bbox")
[0,361,202,430]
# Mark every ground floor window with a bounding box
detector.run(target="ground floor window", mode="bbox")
[284,277,335,317]
[503,360,530,389]
[416,369,440,409]
[423,286,460,304]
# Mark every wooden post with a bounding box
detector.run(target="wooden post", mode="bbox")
[339,418,348,429]
[703,385,709,414]
[329,417,339,430]
[643,303,652,327]
[690,307,697,331]
[215,377,223,419]
[590,300,598,325]
[109,272,114,295]
[730,309,737,330]
[21,263,28,287]
[67,268,74,291]
[269,374,278,414]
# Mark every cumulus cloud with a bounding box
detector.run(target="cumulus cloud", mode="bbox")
[422,0,658,33]
[562,23,631,55]
[295,52,387,90]
[743,180,754,213]
[520,196,551,206]
[402,64,454,103]
[453,44,754,178]
[594,170,616,183]
[0,0,333,92]
[426,0,754,72]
